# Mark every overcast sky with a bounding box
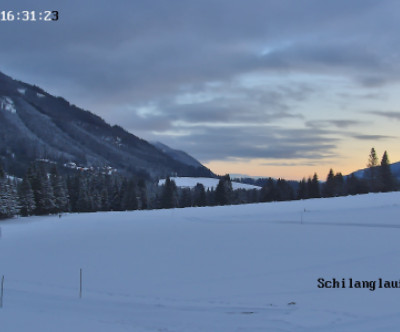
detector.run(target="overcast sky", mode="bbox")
[1,0,400,179]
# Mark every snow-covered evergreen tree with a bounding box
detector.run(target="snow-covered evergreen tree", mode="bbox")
[50,166,69,213]
[18,176,36,216]
[26,162,56,215]
[0,167,19,219]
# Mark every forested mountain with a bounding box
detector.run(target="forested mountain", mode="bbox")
[0,71,213,178]
[152,142,204,168]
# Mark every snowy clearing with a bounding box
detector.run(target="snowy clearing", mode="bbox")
[0,96,16,113]
[158,176,261,190]
[1,192,400,331]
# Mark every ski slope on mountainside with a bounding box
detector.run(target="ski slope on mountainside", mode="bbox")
[158,176,261,190]
[1,192,400,331]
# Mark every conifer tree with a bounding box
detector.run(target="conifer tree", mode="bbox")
[297,178,308,199]
[260,178,275,202]
[193,183,206,207]
[179,188,192,208]
[324,170,345,197]
[215,175,233,206]
[27,162,56,215]
[275,178,294,201]
[161,177,178,208]
[121,178,138,210]
[90,189,102,211]
[379,151,395,192]
[66,175,80,211]
[18,176,36,216]
[109,177,123,211]
[137,178,148,209]
[39,175,57,214]
[215,179,225,205]
[324,169,335,197]
[26,163,40,210]
[75,175,92,212]
[0,163,4,178]
[0,172,19,219]
[50,166,69,213]
[345,174,359,195]
[100,187,110,211]
[306,177,313,198]
[249,189,259,203]
[366,147,379,192]
[309,173,320,198]
[345,174,369,195]
[333,172,345,196]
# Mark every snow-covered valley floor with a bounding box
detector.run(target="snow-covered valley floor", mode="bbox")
[1,192,400,331]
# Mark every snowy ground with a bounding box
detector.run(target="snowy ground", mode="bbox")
[158,176,261,190]
[1,192,400,331]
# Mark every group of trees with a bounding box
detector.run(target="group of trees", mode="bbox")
[236,148,398,203]
[365,148,396,192]
[319,148,396,198]
[0,160,149,219]
[0,165,19,218]
[1,161,251,218]
[0,147,398,219]
[158,174,258,208]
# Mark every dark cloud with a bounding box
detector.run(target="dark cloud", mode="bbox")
[306,119,363,129]
[337,92,386,100]
[162,85,306,125]
[353,134,395,140]
[156,125,338,162]
[366,111,400,121]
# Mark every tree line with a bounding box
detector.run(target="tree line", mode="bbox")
[0,160,149,219]
[243,148,397,202]
[0,147,398,219]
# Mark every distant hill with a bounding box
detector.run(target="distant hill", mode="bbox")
[0,71,214,178]
[349,161,400,180]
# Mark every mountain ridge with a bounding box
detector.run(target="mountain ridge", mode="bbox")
[152,141,204,169]
[0,71,214,178]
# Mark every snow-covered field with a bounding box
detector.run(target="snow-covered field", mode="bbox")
[1,192,400,331]
[158,176,261,190]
